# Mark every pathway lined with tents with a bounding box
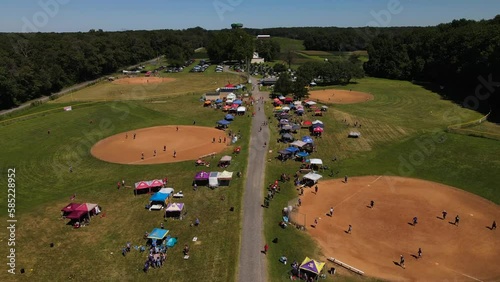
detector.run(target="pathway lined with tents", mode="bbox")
[238,76,269,282]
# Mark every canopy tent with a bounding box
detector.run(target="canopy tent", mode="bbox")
[230,103,239,109]
[290,140,307,148]
[281,106,290,111]
[281,124,293,131]
[299,257,325,275]
[278,150,292,155]
[165,202,185,212]
[158,188,174,195]
[233,99,243,105]
[135,181,151,190]
[349,131,361,138]
[321,105,328,110]
[65,210,87,219]
[215,98,223,103]
[284,97,294,103]
[313,127,324,133]
[226,93,237,100]
[302,136,314,144]
[291,124,301,131]
[302,120,312,126]
[279,119,289,125]
[303,172,323,182]
[281,133,294,142]
[312,120,323,124]
[286,146,300,153]
[219,155,232,168]
[222,105,231,111]
[149,192,169,203]
[218,170,233,180]
[296,151,310,157]
[209,172,219,188]
[225,114,234,121]
[278,95,286,100]
[294,101,303,106]
[61,203,81,213]
[305,101,317,106]
[217,120,231,126]
[75,203,98,212]
[149,179,164,188]
[236,106,246,113]
[218,170,233,186]
[309,159,323,165]
[194,171,209,181]
[147,228,169,240]
[164,203,185,219]
[226,99,234,104]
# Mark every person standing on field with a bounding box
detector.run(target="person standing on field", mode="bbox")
[442,210,447,220]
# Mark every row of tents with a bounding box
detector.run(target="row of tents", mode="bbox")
[134,179,166,195]
[194,170,234,188]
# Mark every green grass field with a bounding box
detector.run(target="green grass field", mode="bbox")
[2,56,499,282]
[262,77,500,281]
[53,68,244,103]
[0,92,253,281]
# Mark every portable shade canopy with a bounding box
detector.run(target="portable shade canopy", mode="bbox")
[290,140,307,148]
[215,98,223,104]
[222,105,231,111]
[299,257,325,276]
[286,146,300,153]
[291,124,301,131]
[149,179,164,188]
[313,127,324,133]
[302,136,314,144]
[158,188,174,195]
[284,97,294,103]
[281,133,294,142]
[147,228,169,240]
[278,150,292,155]
[279,119,289,125]
[226,93,237,100]
[309,158,324,170]
[194,171,209,181]
[149,192,169,205]
[225,114,235,121]
[164,203,185,219]
[209,172,219,188]
[236,106,246,114]
[233,99,243,105]
[305,101,317,106]
[219,155,232,167]
[302,120,312,127]
[218,170,233,186]
[61,203,82,216]
[281,106,290,111]
[302,172,323,185]
[296,151,310,158]
[67,203,99,221]
[281,124,293,131]
[312,120,323,125]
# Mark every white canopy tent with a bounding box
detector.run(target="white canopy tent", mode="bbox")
[218,170,233,186]
[312,120,323,124]
[303,172,323,183]
[290,140,307,148]
[226,93,237,100]
[209,172,219,188]
[237,106,246,112]
[309,159,323,165]
[305,101,317,106]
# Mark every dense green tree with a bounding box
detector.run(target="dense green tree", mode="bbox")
[274,72,293,95]
[255,39,280,61]
[206,29,254,63]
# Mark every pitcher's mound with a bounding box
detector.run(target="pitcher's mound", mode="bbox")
[309,89,373,104]
[299,176,500,281]
[112,77,176,85]
[91,126,229,164]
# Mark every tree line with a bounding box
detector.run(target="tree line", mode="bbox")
[364,16,500,118]
[0,28,210,110]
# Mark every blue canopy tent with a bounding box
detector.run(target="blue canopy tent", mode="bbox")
[233,99,243,105]
[217,120,230,125]
[149,192,169,203]
[147,228,169,240]
[296,151,310,157]
[215,98,223,104]
[225,114,234,121]
[286,147,300,153]
[302,136,314,144]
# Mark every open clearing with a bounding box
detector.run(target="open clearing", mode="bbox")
[309,89,374,104]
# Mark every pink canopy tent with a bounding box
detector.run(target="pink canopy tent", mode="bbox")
[61,203,82,213]
[135,181,151,190]
[150,179,164,188]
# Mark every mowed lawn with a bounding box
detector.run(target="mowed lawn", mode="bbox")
[53,69,245,103]
[262,77,500,281]
[0,94,252,282]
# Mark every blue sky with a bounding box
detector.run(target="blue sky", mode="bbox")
[0,0,498,32]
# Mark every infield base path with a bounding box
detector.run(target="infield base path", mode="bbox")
[309,89,373,104]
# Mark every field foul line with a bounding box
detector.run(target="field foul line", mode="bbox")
[333,176,382,208]
[437,264,484,282]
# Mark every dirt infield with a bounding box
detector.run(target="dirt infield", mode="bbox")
[111,77,176,85]
[91,126,229,164]
[299,176,500,281]
[308,89,373,104]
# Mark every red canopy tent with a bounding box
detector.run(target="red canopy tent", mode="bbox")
[150,179,164,188]
[66,210,87,219]
[284,97,293,103]
[61,203,82,213]
[225,83,235,87]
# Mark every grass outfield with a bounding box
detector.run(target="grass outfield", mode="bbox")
[0,94,252,281]
[273,37,306,52]
[53,69,245,103]
[263,77,500,281]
